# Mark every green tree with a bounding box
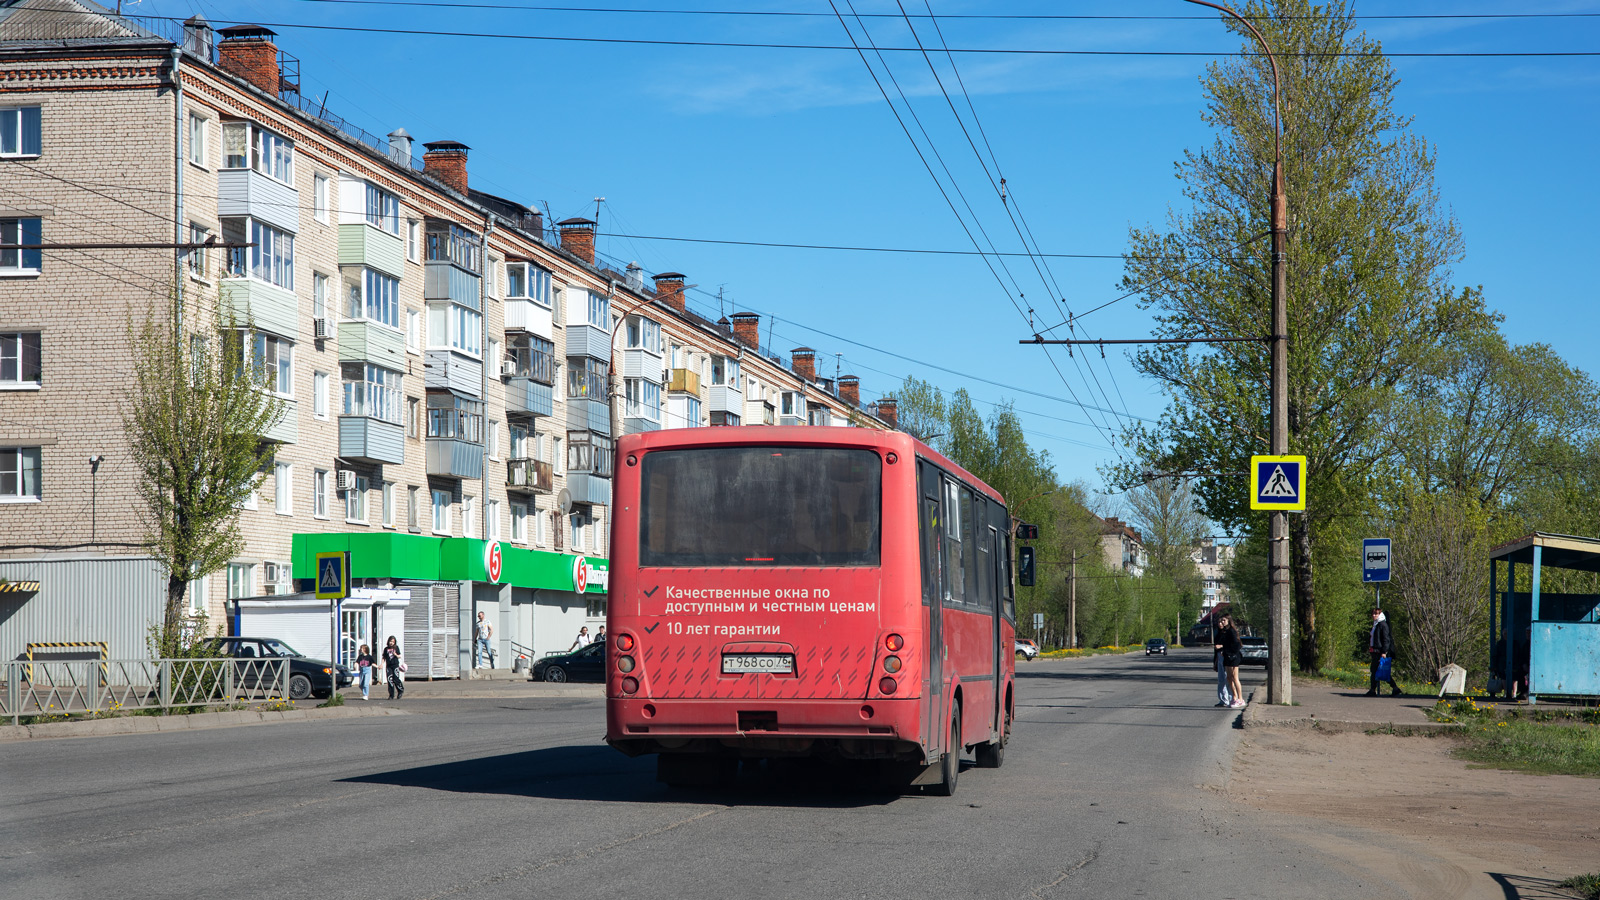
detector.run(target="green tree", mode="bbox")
[1126,477,1209,637]
[126,308,284,656]
[1115,0,1492,671]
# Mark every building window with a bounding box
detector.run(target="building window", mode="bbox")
[314,174,330,223]
[313,272,328,319]
[709,410,741,427]
[624,378,660,422]
[274,462,292,515]
[585,290,610,328]
[406,396,420,439]
[245,221,294,289]
[187,112,206,166]
[0,447,41,501]
[427,301,481,356]
[407,486,420,529]
[406,308,420,351]
[487,499,501,541]
[624,315,661,351]
[0,332,41,387]
[406,219,420,261]
[506,263,525,298]
[222,121,292,184]
[781,392,799,417]
[341,363,402,423]
[382,481,394,528]
[463,495,477,538]
[566,431,614,477]
[511,502,527,543]
[313,371,328,418]
[364,183,400,234]
[245,332,293,397]
[346,268,399,328]
[552,435,563,476]
[313,469,329,518]
[0,106,42,157]
[507,334,553,383]
[426,394,483,443]
[432,489,450,535]
[569,511,592,553]
[566,357,607,400]
[262,562,291,596]
[510,423,528,460]
[0,218,41,274]
[345,475,369,523]
[487,419,500,459]
[226,563,254,600]
[185,223,209,280]
[710,355,739,387]
[425,222,481,270]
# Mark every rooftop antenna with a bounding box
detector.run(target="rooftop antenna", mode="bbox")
[716,285,727,318]
[594,197,605,256]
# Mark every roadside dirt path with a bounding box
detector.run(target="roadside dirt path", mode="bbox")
[1228,729,1599,900]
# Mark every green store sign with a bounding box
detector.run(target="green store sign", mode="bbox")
[291,533,608,594]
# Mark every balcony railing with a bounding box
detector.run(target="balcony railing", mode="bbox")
[667,367,701,395]
[506,346,554,385]
[506,458,553,493]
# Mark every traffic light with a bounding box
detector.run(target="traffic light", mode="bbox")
[1016,522,1039,540]
[1017,545,1035,586]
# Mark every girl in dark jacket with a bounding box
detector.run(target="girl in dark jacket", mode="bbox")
[1216,615,1245,708]
[382,635,405,700]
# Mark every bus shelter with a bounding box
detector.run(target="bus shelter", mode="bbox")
[1488,532,1600,704]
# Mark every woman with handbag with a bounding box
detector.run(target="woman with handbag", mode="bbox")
[1216,615,1246,709]
[1367,608,1402,697]
[382,635,406,700]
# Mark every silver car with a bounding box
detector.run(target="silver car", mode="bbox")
[1015,639,1039,660]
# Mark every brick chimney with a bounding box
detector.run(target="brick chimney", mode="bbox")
[791,347,816,382]
[838,375,859,408]
[422,140,470,195]
[652,272,685,313]
[216,26,281,96]
[558,218,596,264]
[876,396,898,428]
[731,312,761,349]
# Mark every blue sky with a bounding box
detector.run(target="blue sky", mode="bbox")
[151,0,1599,492]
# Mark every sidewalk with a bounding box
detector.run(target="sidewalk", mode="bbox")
[1241,676,1458,733]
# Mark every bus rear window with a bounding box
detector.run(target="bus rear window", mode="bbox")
[639,447,881,567]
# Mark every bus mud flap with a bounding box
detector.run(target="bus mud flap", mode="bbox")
[907,757,946,786]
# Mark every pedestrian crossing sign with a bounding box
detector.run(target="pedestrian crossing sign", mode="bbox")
[1250,455,1306,511]
[315,551,350,600]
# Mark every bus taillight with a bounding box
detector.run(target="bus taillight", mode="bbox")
[621,677,639,694]
[878,676,897,694]
[885,633,904,651]
[618,655,636,673]
[616,634,635,652]
[883,656,902,674]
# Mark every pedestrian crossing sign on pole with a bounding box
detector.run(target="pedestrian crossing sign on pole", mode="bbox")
[1250,455,1307,511]
[315,551,350,600]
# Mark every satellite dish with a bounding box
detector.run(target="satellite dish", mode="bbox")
[557,488,573,514]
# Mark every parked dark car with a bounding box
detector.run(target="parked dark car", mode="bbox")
[200,636,352,700]
[1239,636,1269,666]
[532,641,607,683]
[1144,638,1168,656]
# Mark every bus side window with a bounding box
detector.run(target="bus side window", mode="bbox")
[979,522,996,614]
[918,462,941,606]
[961,487,980,608]
[943,478,964,606]
[999,528,1015,621]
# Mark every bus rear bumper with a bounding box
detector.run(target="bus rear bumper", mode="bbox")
[606,697,928,762]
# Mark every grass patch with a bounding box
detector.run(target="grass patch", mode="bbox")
[1423,696,1600,776]
[317,692,345,708]
[1035,645,1139,660]
[1314,663,1434,697]
[1558,873,1600,900]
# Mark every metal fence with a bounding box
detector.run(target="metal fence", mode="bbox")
[1,658,289,726]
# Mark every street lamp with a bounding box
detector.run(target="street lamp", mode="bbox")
[1184,0,1291,705]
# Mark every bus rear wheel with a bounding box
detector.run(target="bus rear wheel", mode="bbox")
[930,708,961,796]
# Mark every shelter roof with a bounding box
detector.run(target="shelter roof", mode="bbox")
[1488,532,1600,573]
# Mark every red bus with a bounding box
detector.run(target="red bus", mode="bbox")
[605,426,1017,794]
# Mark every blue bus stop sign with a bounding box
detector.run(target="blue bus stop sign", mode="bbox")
[1362,538,1391,583]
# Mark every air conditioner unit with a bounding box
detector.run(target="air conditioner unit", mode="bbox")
[336,470,357,492]
[313,317,329,340]
[501,359,517,376]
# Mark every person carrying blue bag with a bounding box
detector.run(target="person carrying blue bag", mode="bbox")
[1366,607,1402,697]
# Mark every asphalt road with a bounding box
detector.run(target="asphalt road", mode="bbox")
[2,649,1391,899]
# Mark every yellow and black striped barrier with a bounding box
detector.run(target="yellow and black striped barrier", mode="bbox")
[25,641,108,684]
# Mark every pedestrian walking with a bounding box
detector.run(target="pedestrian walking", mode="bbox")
[569,625,590,651]
[594,625,606,643]
[355,643,374,700]
[1215,614,1246,708]
[1366,607,1402,697]
[382,635,406,700]
[474,611,496,669]
[1212,623,1232,708]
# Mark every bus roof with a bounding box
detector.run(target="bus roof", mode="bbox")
[616,426,1008,508]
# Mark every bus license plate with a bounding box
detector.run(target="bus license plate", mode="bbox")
[722,654,794,674]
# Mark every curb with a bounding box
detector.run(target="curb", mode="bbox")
[1239,693,1463,734]
[0,703,407,742]
[406,685,605,699]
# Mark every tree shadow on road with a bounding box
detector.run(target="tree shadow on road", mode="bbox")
[1489,872,1582,899]
[340,743,912,808]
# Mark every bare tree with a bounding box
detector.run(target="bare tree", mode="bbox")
[125,308,283,655]
[1389,490,1489,679]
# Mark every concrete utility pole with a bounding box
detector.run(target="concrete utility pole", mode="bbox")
[1068,552,1078,650]
[1185,0,1291,704]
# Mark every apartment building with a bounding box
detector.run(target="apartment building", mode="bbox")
[0,2,892,672]
[1190,538,1234,611]
[1097,516,1148,577]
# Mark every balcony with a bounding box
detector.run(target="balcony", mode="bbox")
[667,368,701,395]
[262,398,297,444]
[565,472,611,507]
[505,377,553,417]
[707,383,742,414]
[505,458,552,494]
[339,416,404,465]
[621,347,664,381]
[623,415,660,435]
[426,437,483,479]
[338,223,404,279]
[424,262,480,304]
[424,349,483,397]
[218,168,299,233]
[505,298,553,340]
[337,320,405,369]
[568,397,610,435]
[779,415,804,427]
[220,277,299,340]
[565,323,610,360]
[425,402,484,479]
